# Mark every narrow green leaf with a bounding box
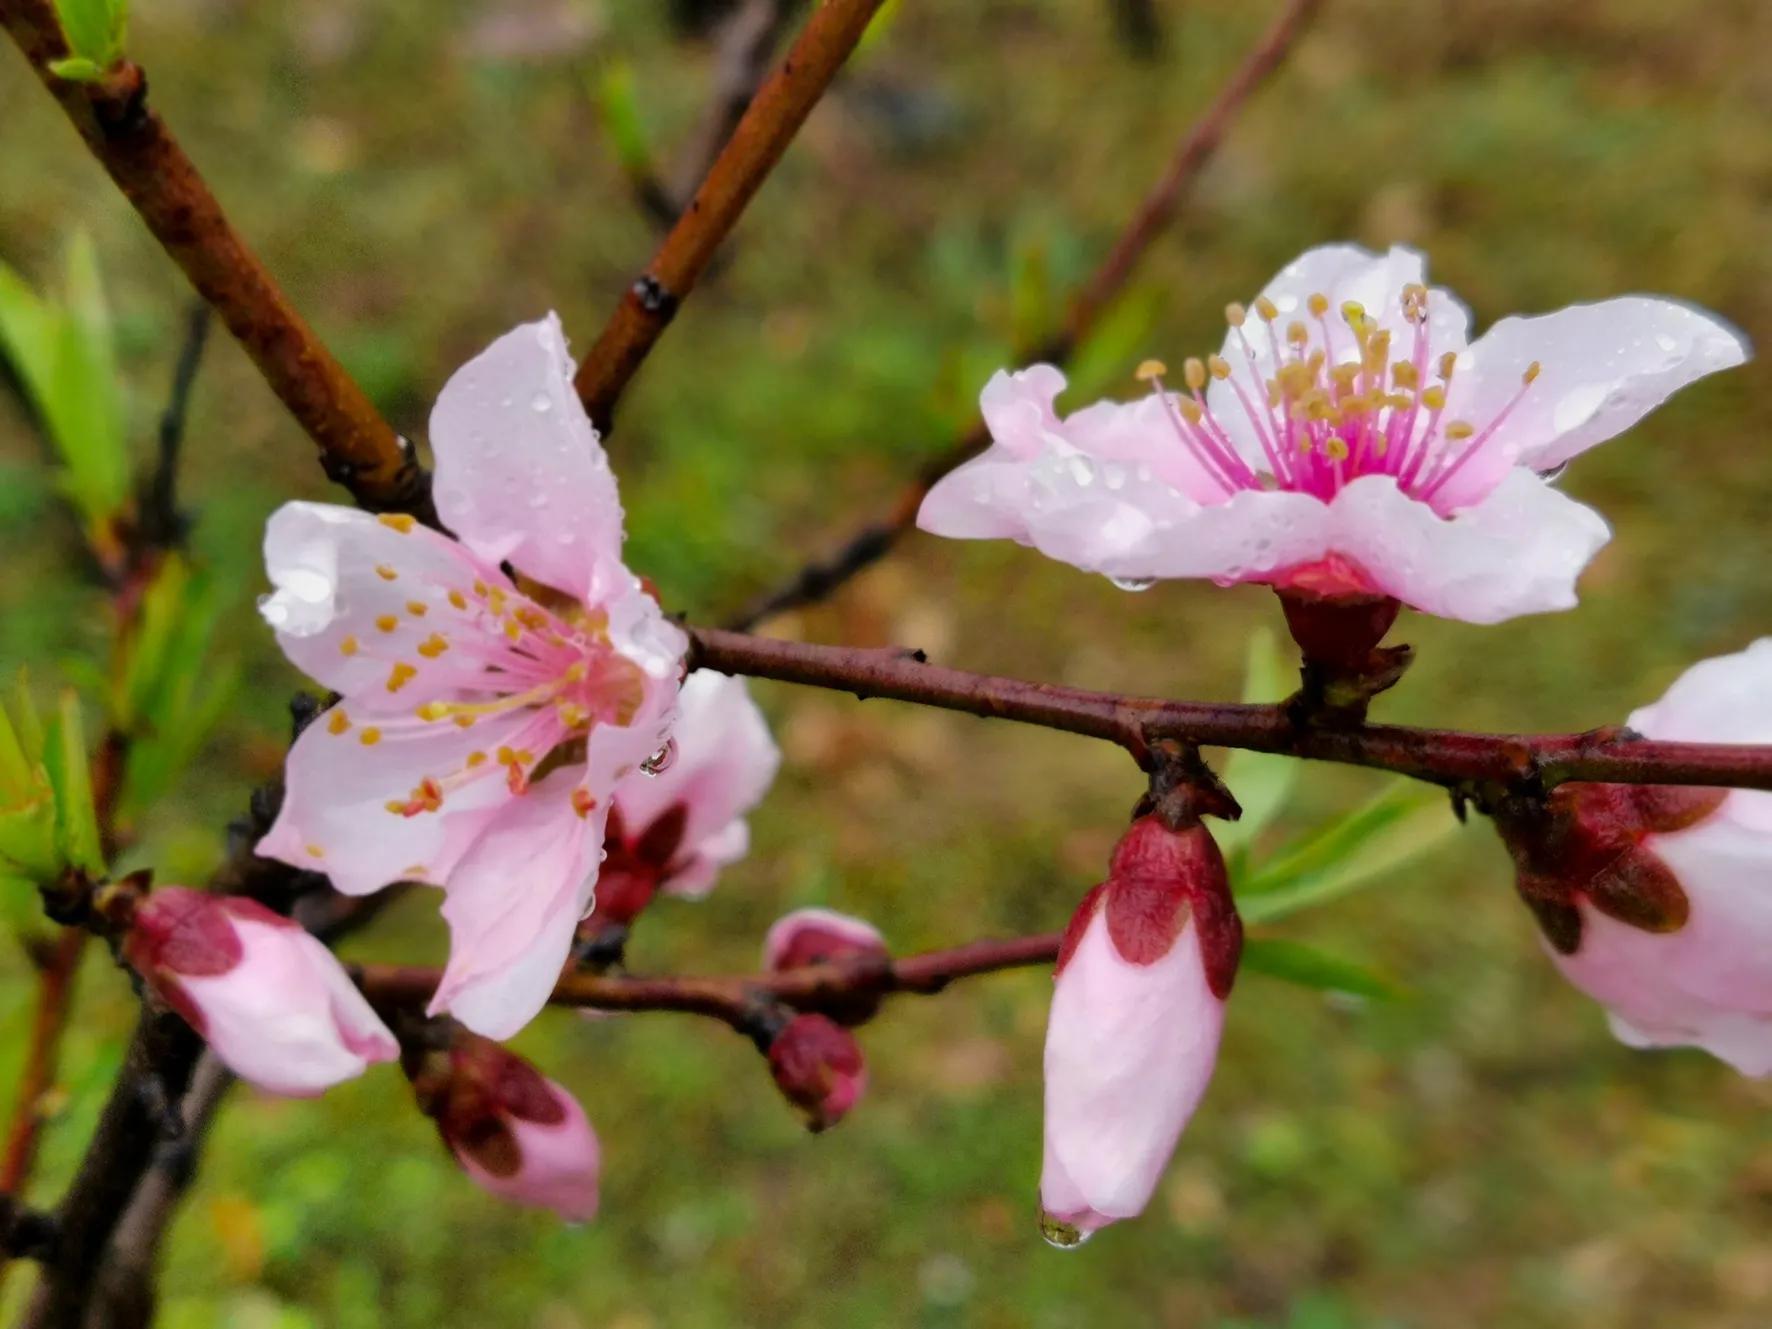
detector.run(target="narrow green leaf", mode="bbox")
[1007,233,1052,356]
[1240,784,1460,924]
[10,672,45,759]
[1242,937,1400,1000]
[44,691,105,876]
[47,55,105,82]
[52,0,126,67]
[592,64,652,176]
[50,234,130,526]
[0,260,58,412]
[1065,284,1164,402]
[1216,628,1298,856]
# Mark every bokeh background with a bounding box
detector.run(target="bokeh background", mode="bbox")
[4,0,1772,1325]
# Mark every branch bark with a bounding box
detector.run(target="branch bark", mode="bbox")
[726,0,1324,629]
[356,931,1063,1026]
[0,0,420,510]
[686,625,1772,793]
[573,0,888,431]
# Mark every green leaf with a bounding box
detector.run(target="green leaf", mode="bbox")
[1007,231,1053,356]
[44,691,105,877]
[47,55,104,82]
[0,239,131,536]
[1240,783,1460,924]
[52,0,127,70]
[1065,284,1164,402]
[1242,937,1401,1000]
[592,63,652,176]
[0,677,59,882]
[1215,629,1298,858]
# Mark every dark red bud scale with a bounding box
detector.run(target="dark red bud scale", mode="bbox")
[426,1032,567,1178]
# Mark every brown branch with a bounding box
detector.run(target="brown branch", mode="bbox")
[685,625,1772,793]
[0,931,85,1200]
[0,0,420,510]
[573,0,888,431]
[726,0,1324,630]
[356,930,1063,1027]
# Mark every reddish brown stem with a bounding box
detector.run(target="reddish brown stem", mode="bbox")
[356,931,1063,1026]
[0,931,86,1200]
[727,0,1324,629]
[573,0,888,431]
[686,626,1772,793]
[0,1,418,510]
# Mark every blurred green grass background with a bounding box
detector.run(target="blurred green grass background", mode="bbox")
[3,0,1772,1324]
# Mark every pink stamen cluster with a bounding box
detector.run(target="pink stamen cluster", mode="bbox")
[1140,284,1540,512]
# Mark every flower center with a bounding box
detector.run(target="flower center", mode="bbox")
[1139,285,1541,511]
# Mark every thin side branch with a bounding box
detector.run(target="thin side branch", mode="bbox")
[356,931,1063,1026]
[573,0,888,431]
[136,301,211,551]
[0,931,85,1198]
[0,1,420,510]
[727,0,1324,629]
[686,626,1772,793]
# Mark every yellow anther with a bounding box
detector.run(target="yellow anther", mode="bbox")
[417,633,449,659]
[1254,296,1278,322]
[1444,421,1476,440]
[1183,357,1207,392]
[1324,438,1350,462]
[515,607,548,631]
[1330,363,1362,389]
[1438,351,1458,380]
[487,589,507,614]
[376,564,398,582]
[416,701,450,721]
[453,715,475,729]
[1307,292,1329,318]
[1422,386,1447,411]
[1177,398,1204,424]
[557,701,590,730]
[378,514,415,534]
[1340,300,1367,324]
[1286,320,1309,346]
[496,745,516,765]
[1523,361,1542,385]
[375,614,398,634]
[359,727,382,747]
[406,600,428,618]
[465,750,488,768]
[1384,392,1414,411]
[306,844,325,859]
[504,620,522,643]
[571,787,597,819]
[1206,355,1231,381]
[339,635,360,657]
[1134,358,1168,382]
[384,800,406,815]
[327,709,351,736]
[1225,302,1247,327]
[472,580,489,598]
[386,662,418,693]
[448,589,469,611]
[1392,362,1419,389]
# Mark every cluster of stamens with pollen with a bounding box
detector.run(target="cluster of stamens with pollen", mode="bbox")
[319,516,650,823]
[1135,284,1541,510]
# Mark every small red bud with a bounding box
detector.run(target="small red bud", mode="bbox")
[767,1014,866,1132]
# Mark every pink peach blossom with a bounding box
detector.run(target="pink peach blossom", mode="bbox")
[124,887,397,1097]
[919,244,1747,624]
[589,669,780,928]
[1040,816,1241,1245]
[1521,640,1772,1076]
[426,1031,600,1221]
[257,315,685,1039]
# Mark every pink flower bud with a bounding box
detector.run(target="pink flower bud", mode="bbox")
[1040,815,1241,1245]
[123,887,398,1097]
[1501,640,1772,1075]
[424,1033,600,1221]
[767,1013,866,1132]
[762,907,889,972]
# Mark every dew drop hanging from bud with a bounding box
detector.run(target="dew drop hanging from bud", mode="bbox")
[1109,576,1156,593]
[1037,1210,1093,1250]
[640,738,678,777]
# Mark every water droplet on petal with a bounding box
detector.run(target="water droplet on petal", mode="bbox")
[1655,334,1679,353]
[1066,455,1096,487]
[1109,576,1157,593]
[1038,1211,1093,1250]
[640,738,678,777]
[531,392,554,414]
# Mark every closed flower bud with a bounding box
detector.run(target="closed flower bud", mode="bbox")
[416,1031,601,1221]
[762,907,889,971]
[123,887,398,1097]
[1040,815,1242,1246]
[767,1013,866,1132]
[1499,640,1772,1075]
[588,671,781,935]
